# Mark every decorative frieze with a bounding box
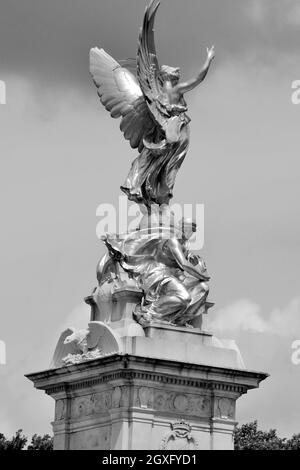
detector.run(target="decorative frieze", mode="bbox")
[70,388,131,419]
[214,397,235,420]
[57,384,215,421]
[28,352,267,449]
[154,390,211,417]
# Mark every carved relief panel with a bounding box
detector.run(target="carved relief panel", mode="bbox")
[160,421,199,450]
[214,397,235,419]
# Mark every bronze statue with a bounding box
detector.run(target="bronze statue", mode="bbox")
[101,219,211,327]
[89,0,215,327]
[90,0,215,208]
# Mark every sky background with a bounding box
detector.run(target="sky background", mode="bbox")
[0,0,300,439]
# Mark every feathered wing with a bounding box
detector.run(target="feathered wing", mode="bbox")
[49,328,79,369]
[90,47,157,152]
[87,321,121,354]
[137,0,167,129]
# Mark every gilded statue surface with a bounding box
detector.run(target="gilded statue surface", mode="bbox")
[90,0,214,207]
[101,219,210,327]
[90,0,215,327]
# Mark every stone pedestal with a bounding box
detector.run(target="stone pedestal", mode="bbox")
[26,278,268,450]
[27,345,267,450]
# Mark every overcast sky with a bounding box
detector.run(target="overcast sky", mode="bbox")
[0,0,300,439]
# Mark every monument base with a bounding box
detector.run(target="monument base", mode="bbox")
[26,351,267,450]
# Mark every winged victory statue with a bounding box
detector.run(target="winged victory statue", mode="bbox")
[49,1,216,367]
[90,0,215,208]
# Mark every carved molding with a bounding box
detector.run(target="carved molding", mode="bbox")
[47,369,247,396]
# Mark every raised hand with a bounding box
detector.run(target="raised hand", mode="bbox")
[206,45,215,61]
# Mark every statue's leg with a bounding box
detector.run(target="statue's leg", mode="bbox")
[121,155,144,202]
[121,148,161,205]
[154,125,189,205]
[177,281,209,325]
[148,276,191,322]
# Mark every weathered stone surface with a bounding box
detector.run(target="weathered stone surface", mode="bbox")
[26,353,268,450]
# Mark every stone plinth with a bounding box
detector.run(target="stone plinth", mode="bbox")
[26,353,268,450]
[120,323,246,370]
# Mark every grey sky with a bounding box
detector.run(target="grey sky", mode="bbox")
[1,0,300,86]
[0,0,300,439]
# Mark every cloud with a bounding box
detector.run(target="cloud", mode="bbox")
[246,0,266,24]
[209,299,265,333]
[1,0,300,92]
[0,343,54,438]
[267,298,300,337]
[0,301,90,439]
[209,297,300,437]
[1,0,299,442]
[285,3,300,25]
[209,297,300,337]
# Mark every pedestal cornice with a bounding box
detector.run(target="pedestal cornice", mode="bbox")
[26,353,268,397]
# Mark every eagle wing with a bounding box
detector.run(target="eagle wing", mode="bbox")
[87,321,121,354]
[49,327,79,369]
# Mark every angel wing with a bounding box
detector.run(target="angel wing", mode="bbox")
[137,0,167,128]
[90,47,158,153]
[90,1,173,153]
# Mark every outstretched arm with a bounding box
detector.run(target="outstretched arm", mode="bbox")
[175,46,215,95]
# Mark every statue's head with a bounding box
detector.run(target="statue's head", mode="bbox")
[161,65,180,84]
[180,217,197,241]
